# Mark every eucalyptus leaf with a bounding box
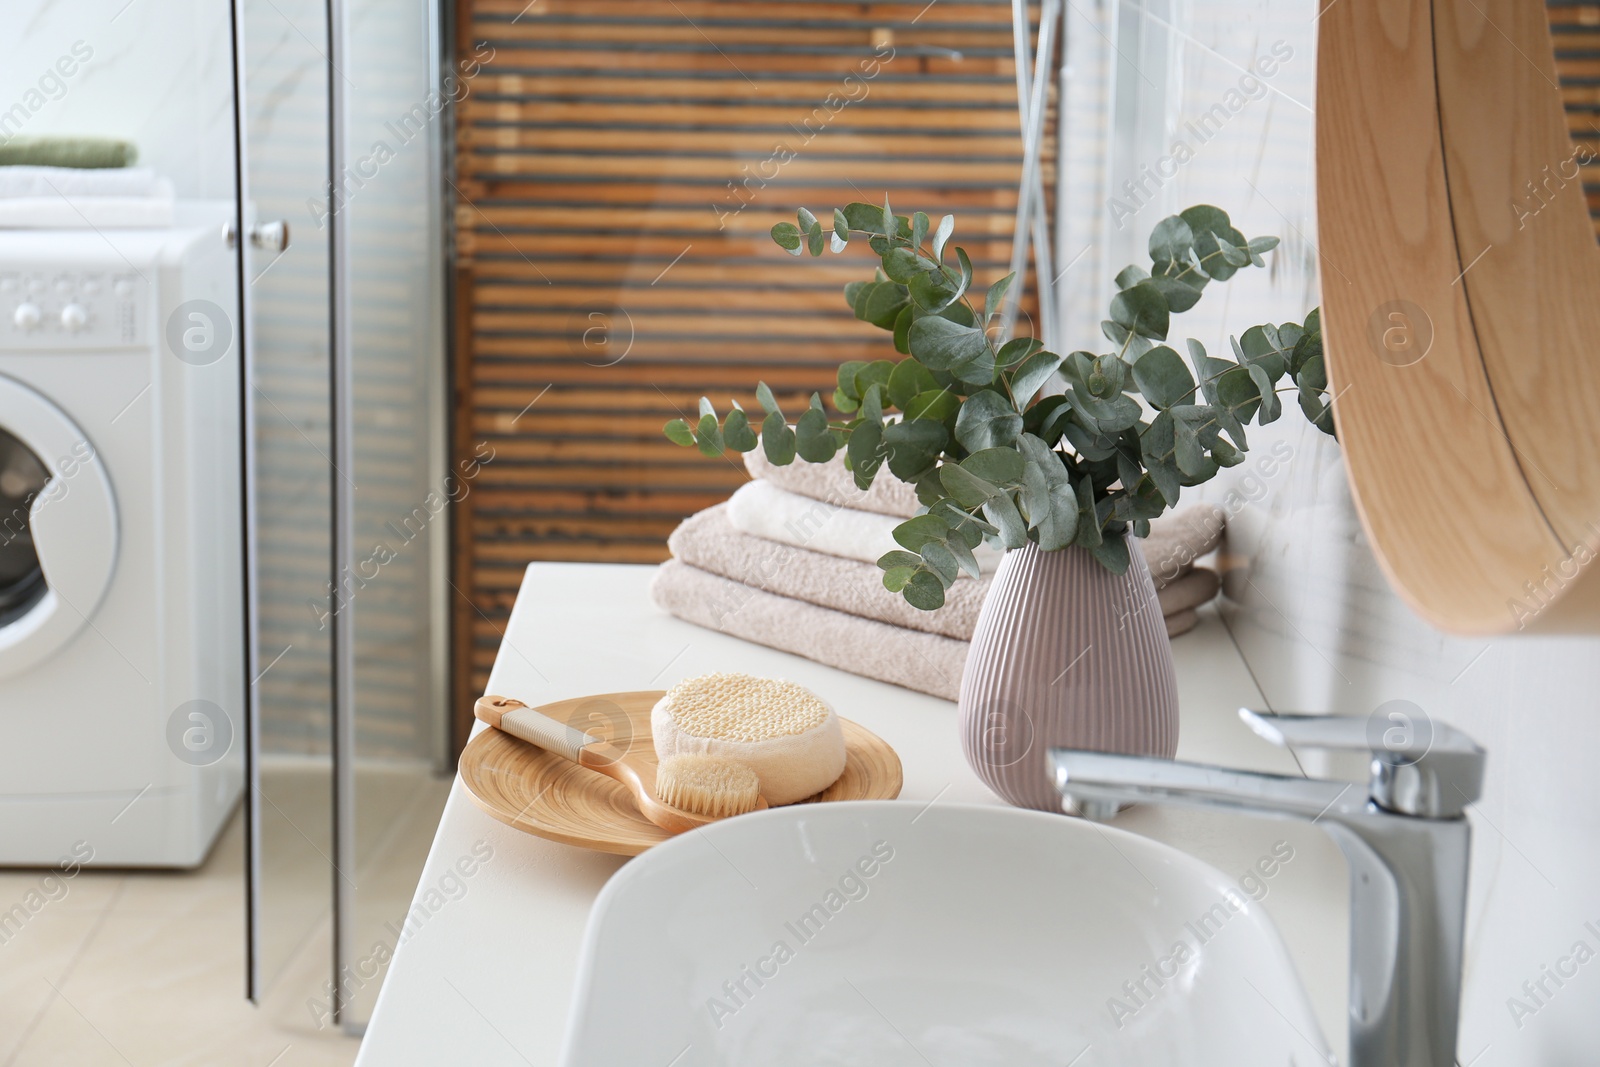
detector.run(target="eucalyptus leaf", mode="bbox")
[756,381,782,417]
[882,247,925,284]
[836,361,868,401]
[847,417,885,486]
[921,541,961,585]
[1246,362,1282,423]
[761,410,795,464]
[1148,215,1195,267]
[888,359,938,409]
[795,406,837,462]
[663,418,694,447]
[771,222,803,253]
[892,513,950,552]
[945,535,982,579]
[854,360,895,402]
[961,446,1025,485]
[1131,346,1196,409]
[1109,281,1171,341]
[882,566,916,592]
[904,388,960,425]
[723,407,758,452]
[982,491,1029,549]
[694,412,723,456]
[842,202,893,235]
[1114,264,1150,289]
[940,462,1000,508]
[878,549,924,570]
[954,389,1023,451]
[908,269,959,312]
[1009,349,1066,406]
[1091,535,1131,574]
[863,283,911,330]
[892,304,915,355]
[909,315,989,372]
[984,272,1016,320]
[845,281,871,320]
[882,419,948,480]
[1074,476,1103,549]
[953,247,975,304]
[903,569,946,610]
[932,214,955,260]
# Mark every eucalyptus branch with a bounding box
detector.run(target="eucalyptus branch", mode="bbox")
[665,201,1336,611]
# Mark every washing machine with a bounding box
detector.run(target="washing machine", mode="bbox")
[0,206,245,867]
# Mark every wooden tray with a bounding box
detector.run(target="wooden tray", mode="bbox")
[458,690,903,856]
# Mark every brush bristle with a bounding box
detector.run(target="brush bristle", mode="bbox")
[655,754,761,819]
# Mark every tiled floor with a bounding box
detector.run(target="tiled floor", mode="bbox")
[0,774,450,1067]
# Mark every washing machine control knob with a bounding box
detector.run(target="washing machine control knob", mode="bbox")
[12,302,42,331]
[59,303,89,332]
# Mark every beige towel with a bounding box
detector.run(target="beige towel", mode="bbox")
[1157,567,1220,616]
[669,504,988,640]
[726,480,1003,574]
[1144,505,1226,581]
[744,447,921,518]
[650,560,968,700]
[1164,609,1200,638]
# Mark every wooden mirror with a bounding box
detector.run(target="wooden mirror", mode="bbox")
[1317,0,1600,634]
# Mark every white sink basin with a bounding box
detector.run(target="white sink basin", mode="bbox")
[560,801,1330,1066]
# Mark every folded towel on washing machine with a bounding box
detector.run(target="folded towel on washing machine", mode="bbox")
[0,137,139,169]
[0,166,175,229]
[0,166,165,200]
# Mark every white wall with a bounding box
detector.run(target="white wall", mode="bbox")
[0,0,235,200]
[1068,3,1600,1063]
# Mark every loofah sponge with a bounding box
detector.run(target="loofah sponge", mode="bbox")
[652,673,846,805]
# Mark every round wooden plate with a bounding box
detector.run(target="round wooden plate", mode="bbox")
[457,690,904,856]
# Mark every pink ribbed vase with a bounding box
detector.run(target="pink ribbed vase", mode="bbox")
[958,538,1178,811]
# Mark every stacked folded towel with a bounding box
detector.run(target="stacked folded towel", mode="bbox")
[0,136,139,169]
[650,449,1227,699]
[0,144,173,229]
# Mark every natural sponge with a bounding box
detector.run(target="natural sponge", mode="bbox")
[652,673,846,805]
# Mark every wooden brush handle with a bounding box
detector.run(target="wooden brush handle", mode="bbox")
[474,693,711,835]
[475,695,597,763]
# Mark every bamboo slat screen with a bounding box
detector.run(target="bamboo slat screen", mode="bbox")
[1548,2,1600,237]
[451,0,1042,734]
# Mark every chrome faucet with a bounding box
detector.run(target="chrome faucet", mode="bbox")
[1050,709,1485,1067]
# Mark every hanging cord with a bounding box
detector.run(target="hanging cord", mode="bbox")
[1000,0,1062,351]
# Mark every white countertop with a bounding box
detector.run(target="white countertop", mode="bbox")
[357,563,1349,1065]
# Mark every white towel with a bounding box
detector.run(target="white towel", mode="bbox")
[0,196,176,229]
[0,166,167,199]
[743,447,921,518]
[0,167,175,229]
[725,480,1003,575]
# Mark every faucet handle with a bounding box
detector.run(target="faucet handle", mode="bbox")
[1240,708,1485,818]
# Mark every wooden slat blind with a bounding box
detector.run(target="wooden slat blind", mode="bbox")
[452,0,1042,732]
[1548,3,1600,234]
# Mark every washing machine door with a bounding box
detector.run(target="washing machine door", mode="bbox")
[0,373,117,677]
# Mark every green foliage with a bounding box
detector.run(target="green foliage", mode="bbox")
[667,201,1336,609]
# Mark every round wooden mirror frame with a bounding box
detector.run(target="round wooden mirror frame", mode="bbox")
[1318,0,1600,633]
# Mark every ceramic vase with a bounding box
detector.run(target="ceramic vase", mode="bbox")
[958,538,1178,811]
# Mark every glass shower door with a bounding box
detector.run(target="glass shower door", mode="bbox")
[237,0,338,1008]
